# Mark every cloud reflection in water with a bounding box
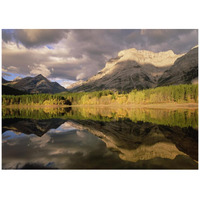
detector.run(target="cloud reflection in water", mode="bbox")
[2,108,198,169]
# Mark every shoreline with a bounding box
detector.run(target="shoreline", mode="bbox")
[2,103,198,110]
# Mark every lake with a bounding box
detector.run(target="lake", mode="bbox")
[2,106,198,169]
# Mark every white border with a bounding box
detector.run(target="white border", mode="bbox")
[0,1,199,200]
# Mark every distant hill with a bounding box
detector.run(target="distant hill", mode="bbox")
[68,46,198,92]
[2,77,10,84]
[3,74,67,94]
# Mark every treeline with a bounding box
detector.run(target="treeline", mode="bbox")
[2,93,71,106]
[2,84,198,106]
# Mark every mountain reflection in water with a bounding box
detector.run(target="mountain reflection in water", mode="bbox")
[2,107,198,169]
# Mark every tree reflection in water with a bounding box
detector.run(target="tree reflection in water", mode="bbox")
[2,107,198,169]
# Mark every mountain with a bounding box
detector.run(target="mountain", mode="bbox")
[3,74,67,94]
[2,77,9,84]
[2,77,29,95]
[68,48,184,92]
[13,76,22,81]
[158,46,198,86]
[68,46,198,92]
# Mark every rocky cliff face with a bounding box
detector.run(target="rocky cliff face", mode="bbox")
[3,74,67,94]
[68,48,184,92]
[158,46,198,86]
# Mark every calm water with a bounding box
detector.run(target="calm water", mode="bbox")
[2,107,198,169]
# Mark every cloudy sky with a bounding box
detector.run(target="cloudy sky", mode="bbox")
[2,29,198,87]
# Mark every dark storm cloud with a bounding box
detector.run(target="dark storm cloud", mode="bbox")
[2,29,14,43]
[125,29,198,53]
[67,29,198,64]
[70,29,133,57]
[142,29,184,45]
[2,29,198,82]
[53,29,139,80]
[56,29,198,80]
[3,29,69,48]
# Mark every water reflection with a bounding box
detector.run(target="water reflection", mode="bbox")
[2,107,198,169]
[3,118,66,137]
[68,119,198,162]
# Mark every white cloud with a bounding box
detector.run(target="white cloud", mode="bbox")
[61,80,76,87]
[7,66,17,71]
[2,67,11,77]
[76,130,85,138]
[2,67,8,72]
[49,77,76,87]
[30,134,51,148]
[29,64,51,77]
[2,73,11,77]
[76,72,86,80]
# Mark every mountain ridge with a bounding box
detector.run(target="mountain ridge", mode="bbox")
[68,47,196,92]
[3,74,67,94]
